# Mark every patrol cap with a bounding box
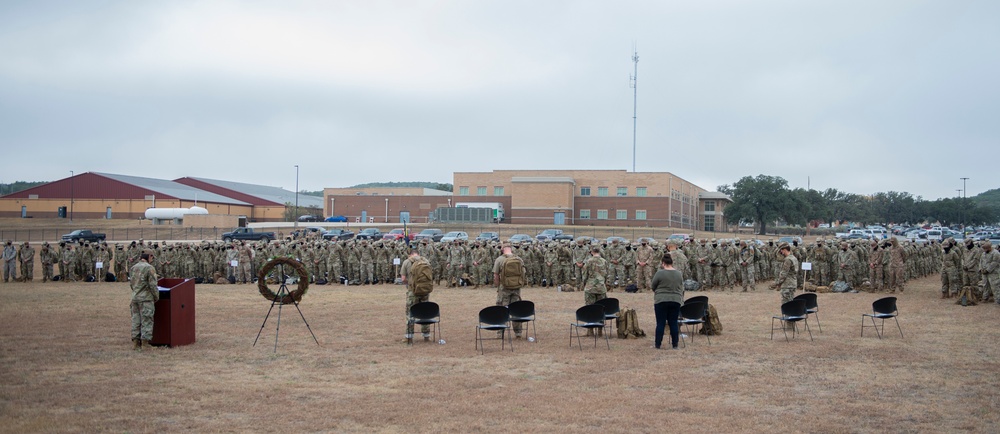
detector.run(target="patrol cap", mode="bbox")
[778,242,791,251]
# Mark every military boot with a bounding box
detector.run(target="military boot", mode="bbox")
[141,339,152,349]
[132,338,141,351]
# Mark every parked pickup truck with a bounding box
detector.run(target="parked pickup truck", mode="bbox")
[61,230,107,243]
[354,228,383,240]
[323,229,355,241]
[222,227,275,243]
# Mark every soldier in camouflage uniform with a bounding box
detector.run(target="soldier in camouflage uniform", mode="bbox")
[18,242,35,282]
[493,245,526,337]
[940,238,962,298]
[39,243,55,282]
[129,252,159,350]
[472,242,492,288]
[980,241,1000,303]
[635,240,654,291]
[836,242,859,287]
[581,246,609,309]
[400,249,431,344]
[962,238,982,289]
[887,238,907,292]
[771,242,799,304]
[542,242,558,287]
[668,241,689,281]
[738,240,755,292]
[606,239,625,288]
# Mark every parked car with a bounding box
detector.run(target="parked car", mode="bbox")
[413,229,445,242]
[61,230,107,243]
[476,232,500,242]
[322,228,355,241]
[553,233,575,241]
[292,226,325,239]
[297,215,320,222]
[382,228,415,241]
[777,236,803,245]
[536,229,563,242]
[324,215,348,222]
[667,234,691,243]
[355,228,384,240]
[440,231,469,243]
[509,234,533,244]
[606,236,628,245]
[222,227,275,242]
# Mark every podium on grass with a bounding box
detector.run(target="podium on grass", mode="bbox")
[151,278,196,347]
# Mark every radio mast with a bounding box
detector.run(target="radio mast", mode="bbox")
[630,44,639,172]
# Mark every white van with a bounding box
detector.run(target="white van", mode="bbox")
[926,229,943,241]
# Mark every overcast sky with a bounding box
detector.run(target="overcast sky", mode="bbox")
[1,1,997,200]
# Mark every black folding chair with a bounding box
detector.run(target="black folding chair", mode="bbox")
[794,293,821,333]
[595,298,620,337]
[408,301,441,343]
[684,295,709,307]
[508,300,536,342]
[678,301,710,347]
[771,299,813,342]
[569,304,610,350]
[862,297,902,339]
[475,306,512,354]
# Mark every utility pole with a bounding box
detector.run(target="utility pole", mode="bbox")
[70,171,74,222]
[960,177,969,198]
[630,44,639,173]
[294,165,299,228]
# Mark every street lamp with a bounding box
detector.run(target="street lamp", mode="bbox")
[70,171,74,221]
[294,165,299,228]
[385,198,389,223]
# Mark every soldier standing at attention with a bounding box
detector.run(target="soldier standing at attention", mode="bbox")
[581,246,609,336]
[738,240,756,292]
[129,252,159,351]
[770,242,799,304]
[887,238,907,293]
[980,241,1000,304]
[493,244,526,338]
[39,243,55,282]
[18,242,35,282]
[2,240,16,282]
[635,239,654,291]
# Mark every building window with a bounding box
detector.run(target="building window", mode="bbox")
[494,186,504,196]
[598,187,609,197]
[580,187,591,196]
[636,210,647,220]
[579,209,591,219]
[477,186,487,196]
[704,201,715,212]
[597,209,608,220]
[616,209,627,220]
[704,216,715,232]
[617,187,627,197]
[636,187,647,197]
[459,186,469,196]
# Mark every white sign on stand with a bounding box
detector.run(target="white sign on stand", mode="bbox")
[230,260,238,267]
[801,262,812,271]
[393,258,401,265]
[95,262,103,269]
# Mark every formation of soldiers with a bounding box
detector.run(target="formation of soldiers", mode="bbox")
[5,234,999,306]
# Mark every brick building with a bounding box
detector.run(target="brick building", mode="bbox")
[452,170,729,230]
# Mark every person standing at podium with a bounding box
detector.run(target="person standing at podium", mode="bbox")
[129,252,160,350]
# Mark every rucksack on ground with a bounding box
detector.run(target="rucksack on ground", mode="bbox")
[410,260,434,296]
[500,256,526,289]
[699,303,723,336]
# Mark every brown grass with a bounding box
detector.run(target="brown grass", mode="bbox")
[1,276,999,433]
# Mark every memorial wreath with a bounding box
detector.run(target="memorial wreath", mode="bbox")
[257,256,310,304]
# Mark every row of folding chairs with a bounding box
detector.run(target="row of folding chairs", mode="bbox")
[770,295,902,342]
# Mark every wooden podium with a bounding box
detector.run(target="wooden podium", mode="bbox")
[152,278,196,347]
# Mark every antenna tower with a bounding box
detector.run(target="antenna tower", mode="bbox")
[630,44,639,172]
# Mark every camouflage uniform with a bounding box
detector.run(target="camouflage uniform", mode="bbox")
[40,244,55,282]
[400,254,431,339]
[542,244,558,287]
[493,252,525,335]
[581,250,609,305]
[835,243,858,286]
[3,241,17,282]
[18,243,35,281]
[979,243,1000,303]
[940,239,962,297]
[962,239,982,288]
[61,245,77,282]
[772,243,799,304]
[129,259,159,344]
[635,243,654,291]
[738,242,755,291]
[887,238,907,292]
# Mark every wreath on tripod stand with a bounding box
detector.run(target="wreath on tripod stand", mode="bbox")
[257,257,310,304]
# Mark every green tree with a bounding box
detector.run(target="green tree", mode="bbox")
[719,175,796,235]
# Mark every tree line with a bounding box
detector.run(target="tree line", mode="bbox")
[719,175,997,235]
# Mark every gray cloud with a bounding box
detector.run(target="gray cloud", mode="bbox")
[1,0,997,199]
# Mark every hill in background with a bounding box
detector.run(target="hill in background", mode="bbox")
[972,188,1000,216]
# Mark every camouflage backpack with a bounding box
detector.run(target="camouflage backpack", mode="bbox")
[699,303,723,336]
[500,256,526,289]
[410,259,434,296]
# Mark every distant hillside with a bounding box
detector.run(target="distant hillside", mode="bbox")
[972,188,1000,213]
[0,181,46,196]
[348,182,453,192]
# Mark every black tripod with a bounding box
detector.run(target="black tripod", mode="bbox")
[253,264,320,352]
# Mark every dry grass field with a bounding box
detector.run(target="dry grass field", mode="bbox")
[2,275,999,433]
